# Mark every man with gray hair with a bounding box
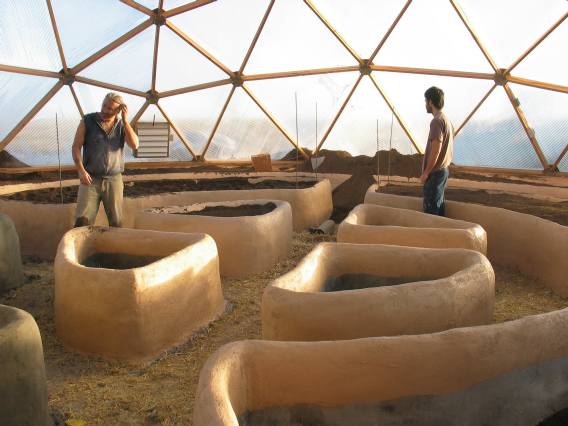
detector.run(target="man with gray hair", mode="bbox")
[72,92,139,227]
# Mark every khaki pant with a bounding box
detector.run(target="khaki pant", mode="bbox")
[74,174,124,227]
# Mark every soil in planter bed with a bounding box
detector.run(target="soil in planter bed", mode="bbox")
[81,252,163,269]
[2,177,317,204]
[175,202,276,217]
[323,273,436,291]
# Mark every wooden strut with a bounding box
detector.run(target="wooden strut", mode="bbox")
[119,0,154,16]
[0,64,60,79]
[448,0,499,73]
[45,0,68,71]
[163,0,215,19]
[156,102,198,158]
[369,0,412,63]
[243,66,359,81]
[454,84,497,136]
[131,100,150,127]
[303,0,362,64]
[74,76,147,97]
[71,18,153,75]
[0,81,64,152]
[370,65,494,81]
[507,76,568,95]
[164,21,234,77]
[68,84,85,118]
[242,84,309,160]
[369,73,423,154]
[506,11,568,74]
[151,23,161,92]
[503,83,549,169]
[553,144,568,169]
[239,0,275,75]
[159,78,232,98]
[201,85,236,159]
[315,74,363,153]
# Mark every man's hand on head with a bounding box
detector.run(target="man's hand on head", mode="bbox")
[120,104,128,122]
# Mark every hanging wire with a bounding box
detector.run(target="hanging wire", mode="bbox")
[55,113,63,204]
[294,92,299,189]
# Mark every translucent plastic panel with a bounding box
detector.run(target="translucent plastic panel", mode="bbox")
[73,83,146,119]
[155,27,228,92]
[374,0,494,73]
[159,85,232,154]
[244,0,356,74]
[51,0,148,68]
[310,0,408,58]
[6,86,81,166]
[457,0,568,68]
[0,73,58,142]
[454,88,542,169]
[207,88,293,160]
[513,20,568,87]
[130,104,193,162]
[510,84,568,165]
[78,27,155,92]
[246,72,359,152]
[323,76,417,158]
[0,0,61,71]
[136,0,158,9]
[169,0,270,71]
[373,71,495,151]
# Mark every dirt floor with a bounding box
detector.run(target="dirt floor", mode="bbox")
[1,229,568,425]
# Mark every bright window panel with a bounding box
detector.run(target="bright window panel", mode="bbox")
[51,0,148,68]
[169,0,270,71]
[374,0,494,73]
[454,87,541,169]
[510,83,568,165]
[159,85,232,154]
[456,0,568,68]
[155,27,228,92]
[132,104,193,161]
[207,88,293,160]
[73,82,146,119]
[0,0,61,71]
[78,27,155,92]
[244,0,356,74]
[322,76,418,158]
[310,0,408,58]
[513,20,568,88]
[246,72,359,152]
[0,73,58,142]
[373,71,495,152]
[136,0,158,9]
[6,86,81,166]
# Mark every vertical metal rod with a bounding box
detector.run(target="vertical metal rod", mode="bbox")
[388,110,393,185]
[55,113,63,204]
[314,101,318,181]
[295,92,299,188]
[376,118,380,192]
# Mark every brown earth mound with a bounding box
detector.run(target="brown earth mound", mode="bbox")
[0,151,28,168]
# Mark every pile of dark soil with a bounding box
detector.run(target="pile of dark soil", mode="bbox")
[2,178,318,204]
[282,148,423,178]
[81,253,162,270]
[0,150,28,167]
[331,166,376,222]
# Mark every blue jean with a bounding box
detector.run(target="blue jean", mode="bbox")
[74,174,124,227]
[423,168,449,216]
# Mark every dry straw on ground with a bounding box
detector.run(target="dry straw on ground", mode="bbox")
[1,234,567,424]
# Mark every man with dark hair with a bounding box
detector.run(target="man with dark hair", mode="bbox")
[420,86,454,216]
[72,92,139,227]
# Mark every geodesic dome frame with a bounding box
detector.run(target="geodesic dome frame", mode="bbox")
[0,0,567,172]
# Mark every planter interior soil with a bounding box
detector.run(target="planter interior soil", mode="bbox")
[81,252,163,270]
[323,273,435,292]
[176,202,276,217]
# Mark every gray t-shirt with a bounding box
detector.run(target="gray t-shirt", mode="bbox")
[82,113,125,177]
[422,111,454,173]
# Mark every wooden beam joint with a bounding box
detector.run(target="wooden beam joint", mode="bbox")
[231,74,244,87]
[153,9,166,26]
[59,69,75,86]
[494,68,509,86]
[359,60,372,76]
[145,90,160,104]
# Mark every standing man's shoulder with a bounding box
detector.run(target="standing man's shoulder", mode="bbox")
[83,112,98,124]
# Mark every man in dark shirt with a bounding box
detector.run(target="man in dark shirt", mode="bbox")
[420,86,454,216]
[72,93,139,227]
